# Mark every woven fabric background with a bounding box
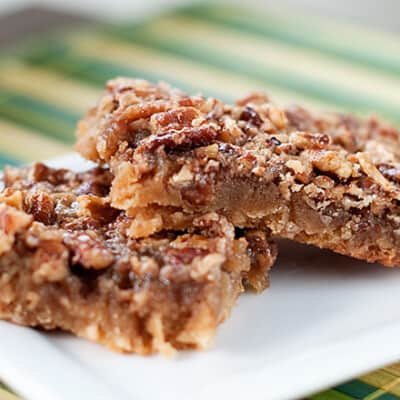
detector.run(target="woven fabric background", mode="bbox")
[0,3,400,399]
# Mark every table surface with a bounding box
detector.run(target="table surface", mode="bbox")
[0,3,400,400]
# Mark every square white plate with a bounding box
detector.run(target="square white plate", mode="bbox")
[1,153,400,400]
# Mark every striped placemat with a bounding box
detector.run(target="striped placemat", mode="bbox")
[1,3,400,399]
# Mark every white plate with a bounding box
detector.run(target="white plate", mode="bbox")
[1,153,400,400]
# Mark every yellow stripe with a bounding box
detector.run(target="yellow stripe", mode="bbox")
[0,62,100,114]
[0,387,19,400]
[363,376,400,398]
[0,120,69,161]
[384,363,400,376]
[65,33,340,111]
[360,370,397,388]
[389,384,400,396]
[210,5,400,56]
[145,16,400,108]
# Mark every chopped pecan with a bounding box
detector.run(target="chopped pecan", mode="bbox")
[378,163,400,184]
[239,106,263,128]
[64,232,114,270]
[25,192,55,225]
[31,239,69,284]
[310,150,353,180]
[138,125,219,153]
[150,107,200,132]
[0,204,32,255]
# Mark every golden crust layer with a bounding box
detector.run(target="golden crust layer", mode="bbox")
[77,78,400,266]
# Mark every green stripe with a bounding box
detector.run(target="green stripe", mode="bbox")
[0,88,77,143]
[0,87,78,126]
[335,380,378,398]
[108,26,400,125]
[23,42,129,87]
[308,389,354,400]
[22,40,232,102]
[177,5,400,78]
[375,394,400,400]
[0,152,21,169]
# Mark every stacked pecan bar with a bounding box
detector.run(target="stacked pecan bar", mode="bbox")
[77,78,400,266]
[2,76,400,355]
[0,163,276,354]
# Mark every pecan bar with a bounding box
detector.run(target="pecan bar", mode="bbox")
[0,163,277,354]
[77,78,400,266]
